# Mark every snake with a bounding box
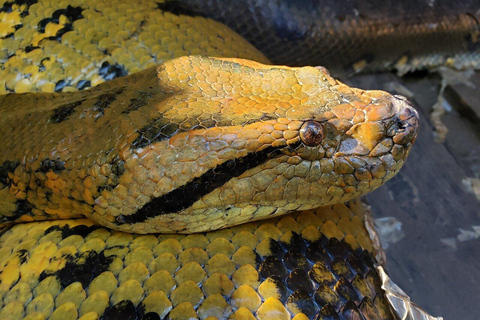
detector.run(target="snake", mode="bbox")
[3,0,473,319]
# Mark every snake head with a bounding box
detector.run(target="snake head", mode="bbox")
[100,56,419,233]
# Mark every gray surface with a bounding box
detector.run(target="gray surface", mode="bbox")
[346,72,480,320]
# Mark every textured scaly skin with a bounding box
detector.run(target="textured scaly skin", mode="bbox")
[0,56,418,234]
[0,1,419,319]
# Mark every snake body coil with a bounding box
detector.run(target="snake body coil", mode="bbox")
[0,1,428,319]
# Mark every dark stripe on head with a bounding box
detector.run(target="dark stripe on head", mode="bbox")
[117,145,286,224]
[122,90,155,114]
[130,116,180,149]
[93,87,125,119]
[51,100,85,123]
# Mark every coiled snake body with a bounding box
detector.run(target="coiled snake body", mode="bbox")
[0,0,432,319]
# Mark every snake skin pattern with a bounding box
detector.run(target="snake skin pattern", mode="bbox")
[178,0,480,74]
[0,0,446,319]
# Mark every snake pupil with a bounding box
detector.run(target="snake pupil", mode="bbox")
[299,121,324,146]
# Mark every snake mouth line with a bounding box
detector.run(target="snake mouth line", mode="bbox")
[116,141,301,225]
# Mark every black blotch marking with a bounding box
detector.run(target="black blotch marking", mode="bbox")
[50,99,85,123]
[283,231,307,253]
[265,276,288,302]
[7,199,34,221]
[330,257,354,280]
[1,0,37,12]
[0,0,37,33]
[325,238,349,259]
[287,268,314,294]
[259,256,288,280]
[130,116,179,149]
[318,304,340,319]
[37,5,83,41]
[102,300,138,320]
[111,156,125,176]
[44,224,99,239]
[268,238,286,259]
[97,156,124,193]
[365,269,382,296]
[283,250,309,272]
[41,250,114,288]
[138,300,162,320]
[117,145,284,224]
[24,45,39,53]
[256,227,388,318]
[0,160,19,184]
[0,1,14,13]
[99,61,128,81]
[140,313,161,320]
[335,276,360,302]
[254,250,262,268]
[314,284,341,310]
[38,57,49,72]
[347,253,368,275]
[156,1,203,17]
[76,80,91,90]
[360,249,376,269]
[54,79,70,92]
[37,158,65,173]
[263,221,388,316]
[341,300,363,318]
[305,237,332,265]
[359,297,382,318]
[286,290,318,318]
[17,249,28,263]
[122,90,154,114]
[92,87,125,119]
[309,261,336,286]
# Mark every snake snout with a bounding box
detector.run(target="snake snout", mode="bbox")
[391,95,419,145]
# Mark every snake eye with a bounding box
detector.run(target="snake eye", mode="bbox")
[300,121,324,146]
